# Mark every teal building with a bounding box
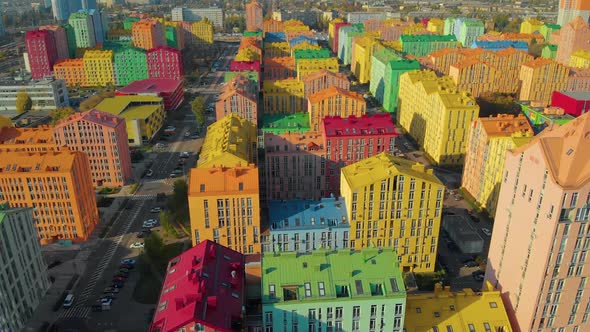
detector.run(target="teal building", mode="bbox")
[458,19,484,47]
[370,48,402,107]
[383,60,420,113]
[293,48,331,65]
[337,24,365,65]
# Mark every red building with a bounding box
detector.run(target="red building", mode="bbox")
[332,22,351,52]
[321,114,399,190]
[39,25,69,61]
[25,29,58,80]
[551,91,590,117]
[116,79,184,111]
[150,240,245,332]
[147,46,184,81]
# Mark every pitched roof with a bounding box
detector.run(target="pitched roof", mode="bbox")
[308,86,365,104]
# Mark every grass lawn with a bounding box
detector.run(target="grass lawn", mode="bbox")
[132,271,161,304]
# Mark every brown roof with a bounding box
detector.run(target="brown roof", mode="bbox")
[308,86,365,104]
[480,114,533,137]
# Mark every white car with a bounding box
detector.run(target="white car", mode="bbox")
[130,242,144,249]
[150,207,161,213]
[481,228,492,236]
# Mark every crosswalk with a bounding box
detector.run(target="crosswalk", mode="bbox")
[60,305,91,319]
[130,194,157,200]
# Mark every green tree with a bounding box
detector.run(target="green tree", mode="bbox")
[15,91,32,114]
[168,179,189,226]
[144,232,164,261]
[191,96,206,129]
[492,14,510,32]
[50,107,75,124]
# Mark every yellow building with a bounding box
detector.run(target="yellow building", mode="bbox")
[398,70,480,166]
[235,47,261,62]
[405,282,513,332]
[519,58,569,105]
[351,36,380,84]
[83,50,115,87]
[95,96,165,147]
[340,152,444,273]
[328,18,345,50]
[188,165,261,254]
[264,41,290,57]
[570,50,590,68]
[197,114,257,168]
[403,23,428,35]
[462,114,533,216]
[520,18,544,34]
[290,41,322,57]
[263,79,305,114]
[427,18,445,34]
[190,19,213,46]
[296,57,339,80]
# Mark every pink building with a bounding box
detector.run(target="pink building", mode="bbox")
[25,29,57,80]
[53,109,133,188]
[150,240,245,332]
[551,91,590,117]
[302,69,350,99]
[230,60,261,85]
[556,16,590,65]
[116,79,184,111]
[485,112,590,332]
[147,46,183,81]
[215,75,258,123]
[39,25,69,61]
[567,68,590,92]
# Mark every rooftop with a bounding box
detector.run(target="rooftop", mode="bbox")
[472,40,528,49]
[95,96,163,119]
[117,79,183,95]
[308,86,365,104]
[479,114,533,138]
[261,113,310,134]
[268,197,348,231]
[0,126,54,146]
[189,165,259,196]
[0,151,80,173]
[400,34,457,42]
[54,109,124,129]
[150,240,244,332]
[198,114,257,168]
[262,248,405,304]
[322,114,399,138]
[301,69,348,83]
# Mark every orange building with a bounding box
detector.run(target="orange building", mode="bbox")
[54,58,87,87]
[301,69,350,99]
[519,58,570,105]
[263,57,295,80]
[449,59,498,97]
[53,109,133,188]
[132,19,166,51]
[188,165,261,254]
[263,19,283,34]
[488,47,534,94]
[0,151,98,243]
[0,126,57,152]
[567,68,590,91]
[307,87,366,131]
[245,0,263,32]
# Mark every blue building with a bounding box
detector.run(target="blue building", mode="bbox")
[471,41,529,53]
[263,197,350,253]
[264,32,286,43]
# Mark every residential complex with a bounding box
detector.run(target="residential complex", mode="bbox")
[188,165,261,254]
[557,0,590,26]
[307,87,366,131]
[215,74,258,123]
[485,112,590,331]
[519,102,575,133]
[570,50,590,68]
[0,203,50,331]
[68,11,96,48]
[262,248,407,332]
[340,153,444,272]
[171,7,224,29]
[54,59,87,87]
[400,34,458,57]
[263,79,305,114]
[556,16,590,65]
[39,25,70,61]
[519,58,570,105]
[83,50,115,87]
[111,46,148,87]
[302,69,349,99]
[146,46,183,81]
[246,0,263,32]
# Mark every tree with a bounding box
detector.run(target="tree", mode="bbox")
[50,107,75,125]
[191,96,206,129]
[144,232,164,261]
[492,14,510,32]
[15,91,32,114]
[168,179,189,225]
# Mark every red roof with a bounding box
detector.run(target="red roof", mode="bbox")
[322,114,400,138]
[150,240,245,332]
[116,79,182,95]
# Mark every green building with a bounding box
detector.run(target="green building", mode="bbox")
[68,12,96,48]
[383,60,420,113]
[112,46,148,86]
[399,34,458,57]
[337,24,365,65]
[165,26,180,49]
[370,48,402,106]
[540,23,560,41]
[519,102,574,134]
[541,44,558,60]
[225,71,259,84]
[262,248,407,331]
[293,48,331,65]
[458,19,484,47]
[123,17,140,30]
[261,113,310,135]
[244,31,263,38]
[62,24,77,58]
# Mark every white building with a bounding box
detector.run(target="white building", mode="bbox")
[346,11,386,24]
[171,7,224,29]
[0,203,50,331]
[0,79,69,117]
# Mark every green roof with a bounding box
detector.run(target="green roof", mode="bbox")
[225,71,259,83]
[262,248,406,304]
[373,48,402,64]
[463,19,484,27]
[261,113,310,134]
[95,96,163,119]
[545,44,558,51]
[388,59,421,70]
[544,23,561,30]
[244,31,263,37]
[400,34,457,42]
[293,49,331,60]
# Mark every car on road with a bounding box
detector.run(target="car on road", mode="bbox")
[101,298,113,306]
[169,173,178,178]
[113,276,127,283]
[180,151,190,158]
[481,228,492,236]
[184,131,190,138]
[121,259,136,265]
[173,168,183,175]
[150,207,162,213]
[119,268,131,274]
[115,272,129,278]
[129,242,145,249]
[63,294,74,308]
[190,134,199,139]
[146,169,153,177]
[464,261,479,267]
[142,223,156,229]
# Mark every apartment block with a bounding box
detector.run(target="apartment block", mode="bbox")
[83,50,115,87]
[570,50,590,68]
[329,20,351,53]
[215,75,258,124]
[551,91,590,117]
[296,57,339,80]
[519,58,570,105]
[68,11,96,48]
[520,18,544,34]
[567,68,590,92]
[132,19,165,50]
[188,165,261,254]
[186,19,213,46]
[264,42,290,58]
[263,57,295,81]
[370,48,402,106]
[147,46,183,81]
[462,114,533,216]
[383,60,421,113]
[449,59,498,97]
[558,0,590,27]
[541,23,561,41]
[164,24,183,50]
[337,24,365,66]
[54,58,87,87]
[0,126,56,152]
[398,70,479,165]
[231,61,261,87]
[0,151,98,243]
[427,18,445,34]
[264,19,284,34]
[350,37,379,84]
[458,19,484,47]
[53,109,132,187]
[0,203,50,331]
[112,46,148,86]
[260,113,310,136]
[39,25,69,61]
[307,87,366,132]
[116,78,184,111]
[150,240,244,332]
[25,29,58,80]
[485,112,590,331]
[542,44,559,60]
[556,16,590,65]
[0,79,69,116]
[171,7,224,29]
[340,153,444,272]
[400,34,458,57]
[302,69,350,100]
[246,0,263,32]
[262,248,406,331]
[263,79,305,114]
[405,283,512,332]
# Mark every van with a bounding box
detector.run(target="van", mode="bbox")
[63,294,74,308]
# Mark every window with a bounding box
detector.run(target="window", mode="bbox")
[304,282,312,297]
[416,307,422,313]
[393,317,401,328]
[446,326,453,332]
[489,302,498,308]
[269,284,275,298]
[353,306,360,318]
[468,324,475,332]
[308,309,316,321]
[318,282,325,296]
[335,307,343,319]
[395,304,403,316]
[483,323,491,332]
[434,312,440,317]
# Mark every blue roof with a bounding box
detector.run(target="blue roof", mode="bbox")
[289,36,318,48]
[264,32,286,43]
[471,41,529,52]
[269,197,348,231]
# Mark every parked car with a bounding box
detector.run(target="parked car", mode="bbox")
[184,131,190,138]
[119,268,131,274]
[464,261,479,268]
[146,169,153,177]
[150,207,162,213]
[115,272,129,278]
[180,151,190,158]
[112,281,125,288]
[121,259,136,265]
[481,228,492,236]
[169,173,178,178]
[113,276,127,282]
[144,219,157,225]
[130,242,144,249]
[63,294,74,308]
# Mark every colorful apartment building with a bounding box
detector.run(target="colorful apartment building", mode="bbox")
[197,114,257,169]
[263,19,284,34]
[383,60,421,113]
[63,24,77,58]
[302,69,350,99]
[111,46,148,86]
[230,61,261,85]
[350,36,379,84]
[190,19,214,46]
[330,21,351,53]
[567,68,590,91]
[0,151,98,243]
[264,41,290,58]
[458,19,485,47]
[307,87,366,132]
[188,165,261,254]
[25,29,58,80]
[485,112,590,332]
[54,59,86,88]
[68,11,96,48]
[263,78,305,114]
[519,102,575,133]
[462,114,533,216]
[132,19,166,51]
[296,57,339,80]
[263,197,350,253]
[542,44,559,60]
[426,47,484,76]
[215,75,258,124]
[0,203,50,332]
[558,0,590,26]
[164,24,184,50]
[0,126,56,153]
[398,70,480,165]
[260,113,310,136]
[263,57,295,81]
[426,18,445,34]
[569,50,590,68]
[405,283,513,332]
[337,24,365,65]
[150,240,245,332]
[449,59,498,97]
[471,40,529,52]
[246,0,263,32]
[400,34,458,57]
[124,17,140,30]
[370,48,402,107]
[487,48,534,94]
[556,16,590,65]
[293,49,331,65]
[39,25,69,61]
[262,248,407,331]
[520,18,544,34]
[116,78,184,111]
[147,46,183,81]
[95,96,165,146]
[340,152,444,272]
[519,58,570,105]
[53,109,132,188]
[83,50,115,87]
[540,23,561,41]
[551,90,590,117]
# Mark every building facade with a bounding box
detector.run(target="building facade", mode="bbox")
[171,7,224,29]
[399,34,458,57]
[132,19,165,51]
[519,58,570,105]
[382,59,421,113]
[246,0,263,32]
[0,79,69,116]
[302,69,350,99]
[112,46,148,87]
[307,87,366,132]
[551,91,590,117]
[68,11,96,48]
[54,59,87,87]
[116,78,184,111]
[83,50,115,87]
[215,75,258,124]
[39,25,70,61]
[25,29,58,80]
[570,50,590,68]
[556,16,590,65]
[557,0,590,26]
[263,79,305,114]
[147,46,183,81]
